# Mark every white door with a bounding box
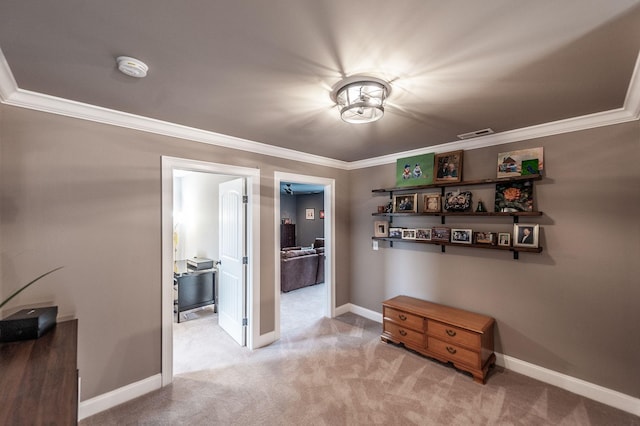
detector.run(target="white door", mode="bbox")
[218,178,246,346]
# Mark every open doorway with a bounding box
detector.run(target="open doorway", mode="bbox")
[274,172,335,341]
[161,157,261,386]
[279,182,326,334]
[171,170,240,374]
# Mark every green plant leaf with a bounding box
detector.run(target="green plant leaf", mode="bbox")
[0,266,64,310]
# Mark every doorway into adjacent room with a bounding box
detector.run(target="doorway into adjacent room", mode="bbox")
[274,172,335,340]
[161,156,260,386]
[171,170,242,375]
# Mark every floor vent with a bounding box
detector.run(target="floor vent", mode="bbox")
[457,128,494,140]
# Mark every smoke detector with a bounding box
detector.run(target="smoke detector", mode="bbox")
[116,56,149,78]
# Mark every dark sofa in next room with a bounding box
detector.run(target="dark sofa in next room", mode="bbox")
[280,247,325,292]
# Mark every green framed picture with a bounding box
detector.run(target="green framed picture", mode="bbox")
[396,153,434,187]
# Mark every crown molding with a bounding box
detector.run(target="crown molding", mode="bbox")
[0,90,350,171]
[1,48,638,171]
[0,48,18,100]
[346,106,637,170]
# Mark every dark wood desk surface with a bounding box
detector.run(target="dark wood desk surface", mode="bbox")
[0,319,78,425]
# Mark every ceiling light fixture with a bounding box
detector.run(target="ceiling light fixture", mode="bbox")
[116,56,149,78]
[332,76,391,124]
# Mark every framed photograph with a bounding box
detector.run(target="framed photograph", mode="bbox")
[498,232,511,247]
[513,224,539,248]
[431,227,451,242]
[474,231,496,245]
[423,193,441,213]
[451,229,473,244]
[495,181,534,212]
[444,191,473,212]
[415,228,432,241]
[319,210,325,219]
[434,150,463,183]
[305,208,315,220]
[388,227,404,238]
[393,193,418,213]
[396,153,435,187]
[401,229,417,240]
[374,221,389,237]
[497,147,544,178]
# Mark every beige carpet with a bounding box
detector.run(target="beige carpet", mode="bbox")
[82,284,639,425]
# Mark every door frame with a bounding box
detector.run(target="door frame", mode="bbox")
[274,172,335,339]
[161,156,260,386]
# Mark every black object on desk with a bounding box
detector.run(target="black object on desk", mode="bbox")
[174,260,216,322]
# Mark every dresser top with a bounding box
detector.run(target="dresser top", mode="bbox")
[383,295,494,333]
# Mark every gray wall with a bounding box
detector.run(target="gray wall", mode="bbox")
[0,104,351,400]
[279,192,325,247]
[280,193,297,226]
[350,121,640,398]
[295,193,324,247]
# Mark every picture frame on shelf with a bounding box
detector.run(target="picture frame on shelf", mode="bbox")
[495,181,534,212]
[374,221,389,238]
[451,229,473,244]
[497,147,544,178]
[415,228,432,241]
[434,150,463,183]
[513,224,539,248]
[401,229,417,240]
[388,227,404,238]
[474,231,496,245]
[444,191,473,212]
[396,153,435,187]
[431,227,451,242]
[393,193,418,213]
[423,193,441,212]
[498,232,511,247]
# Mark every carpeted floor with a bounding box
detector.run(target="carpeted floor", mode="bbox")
[82,284,639,425]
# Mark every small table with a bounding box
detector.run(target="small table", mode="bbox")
[174,260,216,322]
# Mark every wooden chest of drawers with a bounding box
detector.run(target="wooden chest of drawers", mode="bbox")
[381,295,495,384]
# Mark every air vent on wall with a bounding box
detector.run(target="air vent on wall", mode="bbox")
[457,128,494,140]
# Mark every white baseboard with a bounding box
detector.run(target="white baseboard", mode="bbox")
[334,302,351,317]
[253,331,276,349]
[340,303,382,323]
[346,303,639,417]
[494,353,639,417]
[78,374,162,421]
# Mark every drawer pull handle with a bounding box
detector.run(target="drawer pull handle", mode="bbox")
[446,329,456,337]
[399,314,407,321]
[446,346,457,354]
[399,329,407,336]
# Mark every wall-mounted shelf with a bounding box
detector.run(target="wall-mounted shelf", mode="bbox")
[372,174,542,193]
[371,174,544,259]
[372,236,543,259]
[372,211,542,224]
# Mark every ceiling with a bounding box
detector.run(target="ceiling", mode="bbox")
[0,1,639,162]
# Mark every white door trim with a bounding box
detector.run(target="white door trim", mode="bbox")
[161,156,260,386]
[273,172,336,340]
